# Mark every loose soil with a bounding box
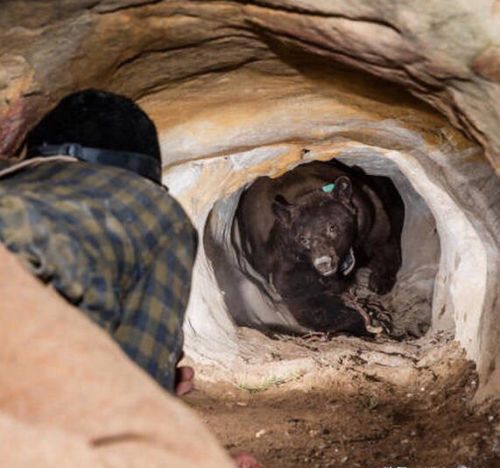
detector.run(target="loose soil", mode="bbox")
[186,331,500,467]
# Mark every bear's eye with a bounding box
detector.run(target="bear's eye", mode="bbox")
[328,224,337,234]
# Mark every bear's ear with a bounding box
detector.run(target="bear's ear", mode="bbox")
[333,176,352,203]
[272,194,294,226]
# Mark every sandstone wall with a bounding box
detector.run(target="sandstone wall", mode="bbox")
[1,0,499,171]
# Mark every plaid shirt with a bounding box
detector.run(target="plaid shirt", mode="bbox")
[0,158,196,391]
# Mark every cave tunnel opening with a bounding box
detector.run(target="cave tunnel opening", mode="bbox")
[203,151,440,339]
[155,58,494,397]
[205,153,439,343]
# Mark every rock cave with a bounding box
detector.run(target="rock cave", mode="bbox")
[1,1,499,466]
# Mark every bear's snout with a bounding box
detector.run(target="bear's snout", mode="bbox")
[313,255,338,276]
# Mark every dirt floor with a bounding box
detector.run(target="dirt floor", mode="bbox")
[186,331,500,467]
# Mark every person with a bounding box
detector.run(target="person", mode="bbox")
[0,89,195,395]
[0,89,261,467]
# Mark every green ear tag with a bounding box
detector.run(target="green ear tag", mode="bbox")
[322,183,335,193]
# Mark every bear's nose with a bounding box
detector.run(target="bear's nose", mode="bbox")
[313,256,338,276]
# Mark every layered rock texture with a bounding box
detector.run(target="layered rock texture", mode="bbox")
[0,0,499,451]
[1,0,499,171]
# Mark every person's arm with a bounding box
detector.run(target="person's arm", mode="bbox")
[113,219,197,392]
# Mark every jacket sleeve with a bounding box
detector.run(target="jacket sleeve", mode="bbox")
[112,217,197,392]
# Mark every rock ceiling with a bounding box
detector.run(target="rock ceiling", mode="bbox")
[0,0,499,172]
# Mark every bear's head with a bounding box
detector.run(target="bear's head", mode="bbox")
[272,176,357,278]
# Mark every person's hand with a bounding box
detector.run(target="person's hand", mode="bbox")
[232,452,262,468]
[175,365,195,396]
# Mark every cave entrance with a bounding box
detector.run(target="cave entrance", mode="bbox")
[149,58,491,388]
[161,111,489,394]
[205,155,439,341]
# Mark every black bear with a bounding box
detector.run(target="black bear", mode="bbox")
[235,159,404,334]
